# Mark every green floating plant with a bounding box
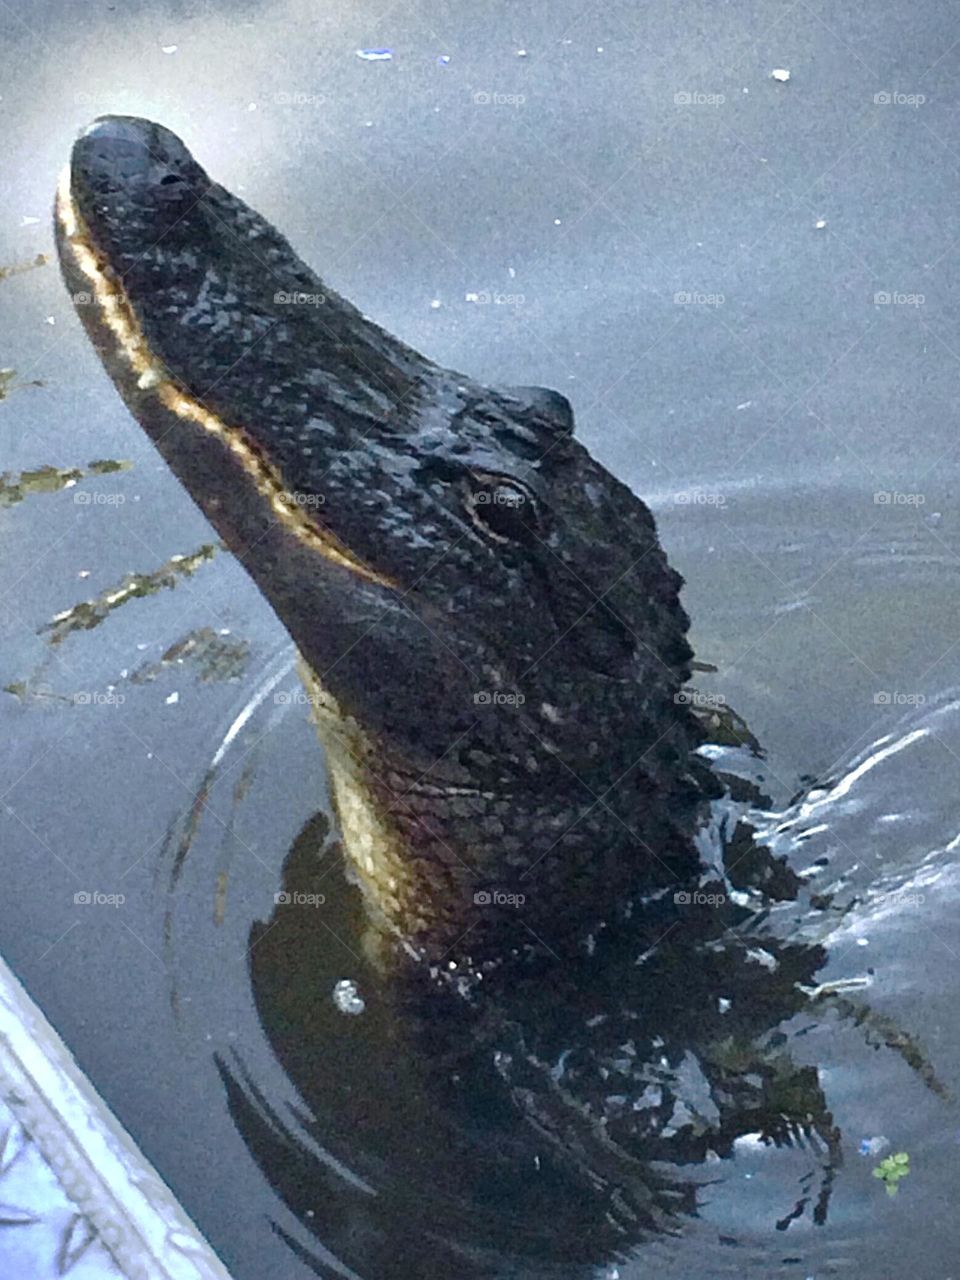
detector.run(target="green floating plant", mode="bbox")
[873,1151,910,1196]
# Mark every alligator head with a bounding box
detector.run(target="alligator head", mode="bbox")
[56,116,714,969]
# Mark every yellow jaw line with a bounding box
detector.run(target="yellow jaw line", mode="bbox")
[55,168,394,590]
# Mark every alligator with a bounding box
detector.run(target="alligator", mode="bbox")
[55,118,949,1275]
[55,115,730,974]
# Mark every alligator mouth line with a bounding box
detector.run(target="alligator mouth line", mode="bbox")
[54,167,395,591]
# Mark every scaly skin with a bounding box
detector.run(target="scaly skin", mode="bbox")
[55,116,718,969]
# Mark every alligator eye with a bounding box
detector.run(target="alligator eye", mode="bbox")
[465,474,538,545]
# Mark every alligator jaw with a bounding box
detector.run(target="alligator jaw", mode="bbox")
[55,164,395,592]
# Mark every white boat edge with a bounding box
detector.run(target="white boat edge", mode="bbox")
[0,952,234,1279]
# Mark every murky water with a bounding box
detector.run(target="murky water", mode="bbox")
[4,1,960,1276]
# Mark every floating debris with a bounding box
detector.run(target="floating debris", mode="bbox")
[1,464,82,507]
[19,216,40,228]
[0,252,47,283]
[129,627,250,685]
[873,1150,910,1196]
[437,54,451,65]
[771,68,791,82]
[815,218,827,229]
[332,979,365,1015]
[357,48,393,62]
[0,363,41,397]
[0,460,131,508]
[3,680,73,708]
[860,1135,890,1157]
[214,871,228,927]
[161,44,178,54]
[40,544,219,645]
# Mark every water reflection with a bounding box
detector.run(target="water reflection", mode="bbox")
[217,759,946,1279]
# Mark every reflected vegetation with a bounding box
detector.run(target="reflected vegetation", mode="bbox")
[129,625,250,685]
[0,366,45,402]
[3,531,248,706]
[0,251,48,283]
[41,543,220,644]
[0,459,131,509]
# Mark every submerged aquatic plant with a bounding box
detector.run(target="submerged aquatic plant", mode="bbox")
[873,1151,910,1196]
